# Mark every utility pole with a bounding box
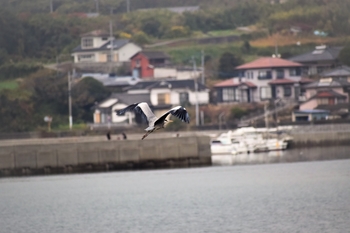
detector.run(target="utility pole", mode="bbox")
[126,0,130,13]
[201,50,205,85]
[49,0,53,13]
[192,56,199,126]
[68,72,73,130]
[109,20,114,73]
[264,102,269,139]
[95,0,99,14]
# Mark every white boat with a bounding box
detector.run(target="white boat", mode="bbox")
[210,127,290,155]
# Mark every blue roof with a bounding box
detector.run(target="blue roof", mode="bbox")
[294,109,330,114]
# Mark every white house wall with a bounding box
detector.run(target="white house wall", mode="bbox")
[150,88,171,105]
[153,69,202,79]
[118,43,142,62]
[150,88,209,106]
[154,68,177,78]
[92,37,108,48]
[111,103,133,123]
[176,70,201,80]
[300,99,318,110]
[241,68,302,87]
[189,91,209,105]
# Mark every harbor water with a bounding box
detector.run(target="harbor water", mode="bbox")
[0,146,350,233]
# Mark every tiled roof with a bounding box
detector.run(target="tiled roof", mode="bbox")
[214,79,256,88]
[244,81,257,87]
[111,93,151,106]
[268,78,296,85]
[95,93,152,110]
[299,77,314,84]
[320,65,350,77]
[214,79,236,87]
[235,57,303,70]
[288,46,343,63]
[131,51,170,60]
[125,79,208,92]
[304,79,343,89]
[314,90,346,98]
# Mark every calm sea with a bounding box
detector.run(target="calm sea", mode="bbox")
[0,147,350,233]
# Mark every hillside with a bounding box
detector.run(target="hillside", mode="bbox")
[1,0,350,132]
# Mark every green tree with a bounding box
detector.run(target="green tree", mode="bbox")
[132,31,150,45]
[72,77,110,122]
[338,44,350,66]
[141,18,162,38]
[0,93,35,132]
[218,52,244,79]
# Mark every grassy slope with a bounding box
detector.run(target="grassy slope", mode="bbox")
[0,80,18,91]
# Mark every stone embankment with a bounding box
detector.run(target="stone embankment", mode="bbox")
[0,136,211,177]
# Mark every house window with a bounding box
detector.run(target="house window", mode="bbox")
[276,69,284,79]
[78,54,95,62]
[246,71,253,79]
[107,54,114,62]
[222,88,235,101]
[284,86,292,97]
[82,38,93,48]
[179,92,189,105]
[258,70,272,80]
[260,86,271,99]
[289,68,301,76]
[158,93,170,105]
[102,37,108,41]
[317,98,329,105]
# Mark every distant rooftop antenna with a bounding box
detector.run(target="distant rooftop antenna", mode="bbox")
[126,0,130,13]
[95,0,99,13]
[49,0,53,13]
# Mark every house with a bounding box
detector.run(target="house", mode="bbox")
[130,51,171,78]
[214,57,306,103]
[288,45,343,76]
[298,65,350,110]
[92,79,210,126]
[93,93,151,126]
[321,65,350,80]
[299,78,350,110]
[71,30,141,71]
[124,79,210,106]
[292,109,330,122]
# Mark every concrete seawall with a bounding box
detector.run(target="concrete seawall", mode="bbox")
[0,136,211,177]
[290,131,350,147]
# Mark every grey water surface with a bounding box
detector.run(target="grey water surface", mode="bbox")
[1,147,350,233]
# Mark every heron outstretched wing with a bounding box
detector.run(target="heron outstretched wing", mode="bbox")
[154,106,190,126]
[116,102,157,126]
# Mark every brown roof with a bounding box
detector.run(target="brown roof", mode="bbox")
[236,57,303,70]
[244,81,257,88]
[214,79,256,88]
[268,78,296,85]
[214,79,236,87]
[299,77,314,84]
[315,90,346,98]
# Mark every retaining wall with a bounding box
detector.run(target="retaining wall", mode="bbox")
[0,136,211,177]
[290,131,350,147]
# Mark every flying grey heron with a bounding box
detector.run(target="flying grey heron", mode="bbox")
[116,102,190,140]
